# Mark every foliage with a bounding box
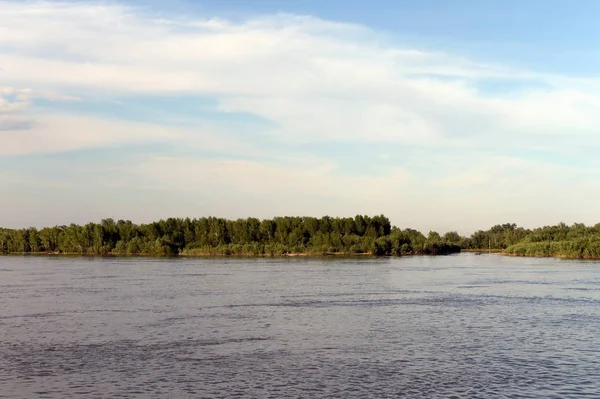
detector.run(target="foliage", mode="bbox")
[6,217,600,258]
[503,223,600,259]
[461,221,600,259]
[464,223,531,250]
[0,215,461,257]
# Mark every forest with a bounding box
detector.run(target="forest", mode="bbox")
[2,216,600,258]
[0,215,460,256]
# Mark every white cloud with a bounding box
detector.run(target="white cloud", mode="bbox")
[130,157,412,197]
[2,1,600,231]
[0,114,175,155]
[0,112,273,156]
[0,88,31,114]
[2,1,600,149]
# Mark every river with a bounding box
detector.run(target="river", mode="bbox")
[1,254,600,398]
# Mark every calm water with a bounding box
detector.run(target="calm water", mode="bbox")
[2,254,600,398]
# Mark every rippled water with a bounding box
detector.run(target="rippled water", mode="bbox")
[2,254,600,398]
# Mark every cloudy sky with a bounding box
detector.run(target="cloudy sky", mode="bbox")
[2,0,600,234]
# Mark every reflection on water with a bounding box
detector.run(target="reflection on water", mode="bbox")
[2,254,600,398]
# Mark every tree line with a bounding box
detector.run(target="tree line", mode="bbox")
[4,216,600,258]
[461,222,600,259]
[501,223,600,259]
[0,215,461,256]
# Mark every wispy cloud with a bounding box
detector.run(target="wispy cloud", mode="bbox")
[2,1,600,231]
[3,2,600,149]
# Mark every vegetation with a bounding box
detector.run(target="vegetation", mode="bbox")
[463,223,531,250]
[4,217,600,259]
[464,222,600,259]
[0,215,461,257]
[502,223,600,259]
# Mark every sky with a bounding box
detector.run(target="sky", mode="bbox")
[2,0,600,234]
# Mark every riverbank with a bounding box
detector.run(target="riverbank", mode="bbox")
[461,249,504,254]
[7,249,600,262]
[501,252,600,260]
[1,251,460,258]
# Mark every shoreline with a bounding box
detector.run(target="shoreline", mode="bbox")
[462,249,504,254]
[500,252,600,260]
[0,251,459,258]
[5,251,600,260]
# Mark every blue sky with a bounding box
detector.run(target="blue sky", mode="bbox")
[2,0,600,233]
[117,0,600,75]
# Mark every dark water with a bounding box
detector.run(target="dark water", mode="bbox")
[2,254,600,398]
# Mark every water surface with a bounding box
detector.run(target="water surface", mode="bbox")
[2,254,600,398]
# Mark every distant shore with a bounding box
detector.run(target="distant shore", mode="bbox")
[4,215,600,261]
[461,249,504,254]
[500,253,600,260]
[5,251,600,260]
[0,251,456,258]
[466,250,600,260]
